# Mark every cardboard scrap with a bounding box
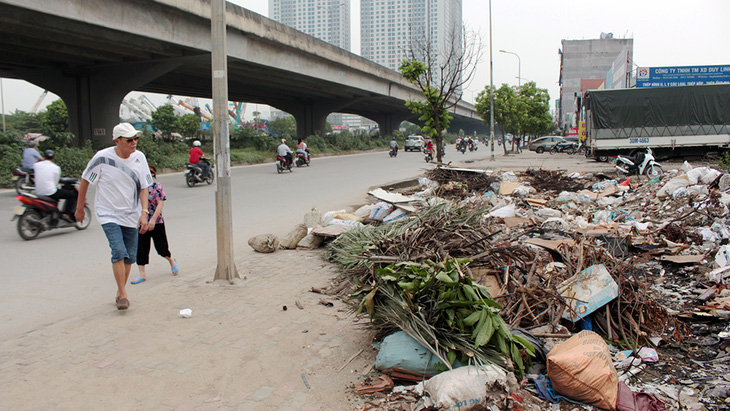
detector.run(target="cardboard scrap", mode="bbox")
[599,184,619,197]
[368,188,416,203]
[558,264,619,322]
[524,238,576,252]
[499,182,520,195]
[660,254,705,264]
[312,224,353,238]
[526,198,548,207]
[502,216,533,227]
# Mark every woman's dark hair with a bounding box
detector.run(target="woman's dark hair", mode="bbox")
[149,164,157,177]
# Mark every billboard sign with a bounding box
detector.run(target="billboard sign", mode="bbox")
[636,64,730,88]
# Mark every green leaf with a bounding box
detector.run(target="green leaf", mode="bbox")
[447,350,457,365]
[463,284,479,301]
[511,334,536,357]
[474,314,494,348]
[463,310,482,326]
[435,271,456,284]
[510,342,524,377]
[398,281,416,292]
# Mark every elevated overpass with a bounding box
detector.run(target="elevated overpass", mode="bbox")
[0,0,486,147]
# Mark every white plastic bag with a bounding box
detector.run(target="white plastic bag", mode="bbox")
[423,365,518,411]
[369,202,394,221]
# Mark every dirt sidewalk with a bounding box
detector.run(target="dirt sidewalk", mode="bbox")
[0,249,375,410]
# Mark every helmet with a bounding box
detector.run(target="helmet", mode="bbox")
[112,122,141,140]
[193,140,201,147]
[43,149,55,160]
[281,139,286,144]
[392,137,396,140]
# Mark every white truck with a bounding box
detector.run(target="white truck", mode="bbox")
[583,84,730,161]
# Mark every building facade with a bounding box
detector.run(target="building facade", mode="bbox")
[269,0,351,51]
[360,0,463,71]
[558,37,633,130]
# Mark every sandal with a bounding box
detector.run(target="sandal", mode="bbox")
[117,297,130,310]
[171,264,179,276]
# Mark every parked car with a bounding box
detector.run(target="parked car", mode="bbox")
[405,135,425,152]
[528,136,566,153]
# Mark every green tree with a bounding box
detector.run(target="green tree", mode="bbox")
[5,110,43,133]
[399,27,482,162]
[176,114,200,138]
[476,84,525,155]
[403,123,422,136]
[517,82,553,137]
[268,116,296,138]
[41,99,69,137]
[149,104,178,138]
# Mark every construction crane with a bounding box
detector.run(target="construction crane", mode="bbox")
[31,90,49,113]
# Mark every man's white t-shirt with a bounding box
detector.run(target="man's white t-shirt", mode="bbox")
[81,147,152,227]
[33,160,61,196]
[277,144,292,157]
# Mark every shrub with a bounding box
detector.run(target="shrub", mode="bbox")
[0,135,24,187]
[136,135,189,169]
[54,141,95,178]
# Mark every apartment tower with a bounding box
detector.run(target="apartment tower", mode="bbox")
[360,0,463,71]
[269,0,351,51]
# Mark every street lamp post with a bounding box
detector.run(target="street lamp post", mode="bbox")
[488,0,495,161]
[499,49,521,87]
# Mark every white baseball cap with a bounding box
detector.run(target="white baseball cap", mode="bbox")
[112,123,142,140]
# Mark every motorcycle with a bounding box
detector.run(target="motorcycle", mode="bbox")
[424,148,434,163]
[295,149,310,167]
[185,158,214,187]
[12,168,35,195]
[389,146,398,157]
[276,155,294,173]
[457,141,467,154]
[468,140,477,152]
[12,177,91,240]
[550,141,578,155]
[614,147,663,178]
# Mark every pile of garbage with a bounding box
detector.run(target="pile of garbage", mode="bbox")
[249,162,730,410]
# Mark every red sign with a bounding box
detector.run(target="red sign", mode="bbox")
[567,127,579,138]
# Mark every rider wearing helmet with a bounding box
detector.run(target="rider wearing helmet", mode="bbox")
[425,138,434,156]
[389,136,398,154]
[188,140,210,179]
[277,138,293,166]
[33,149,77,221]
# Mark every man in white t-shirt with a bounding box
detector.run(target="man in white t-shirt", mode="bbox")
[75,123,153,311]
[33,149,77,221]
[277,138,293,166]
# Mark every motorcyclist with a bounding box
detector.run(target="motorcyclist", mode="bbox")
[425,138,434,155]
[33,149,77,222]
[455,136,462,149]
[389,137,398,154]
[296,138,310,161]
[467,137,474,150]
[188,140,210,179]
[22,140,42,171]
[277,138,293,166]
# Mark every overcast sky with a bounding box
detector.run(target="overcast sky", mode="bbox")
[2,0,729,117]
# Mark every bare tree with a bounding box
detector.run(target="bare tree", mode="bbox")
[399,26,483,163]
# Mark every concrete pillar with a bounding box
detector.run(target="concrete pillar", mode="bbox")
[22,59,190,148]
[277,98,359,140]
[366,112,412,137]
